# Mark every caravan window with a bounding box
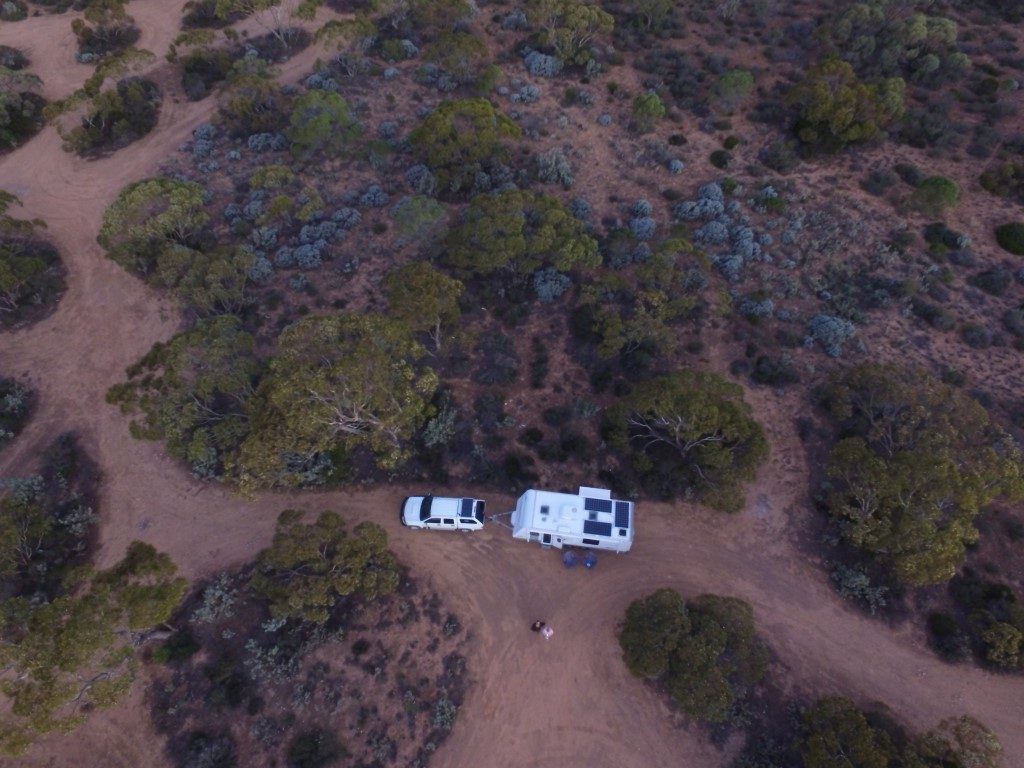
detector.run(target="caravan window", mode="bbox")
[542,533,551,544]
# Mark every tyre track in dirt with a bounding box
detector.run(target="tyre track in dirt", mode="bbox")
[2,4,1023,768]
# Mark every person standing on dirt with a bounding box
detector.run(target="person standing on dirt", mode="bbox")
[531,620,546,632]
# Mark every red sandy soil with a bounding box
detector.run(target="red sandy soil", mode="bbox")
[1,3,1022,767]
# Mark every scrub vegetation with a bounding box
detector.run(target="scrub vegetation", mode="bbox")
[3,0,1024,763]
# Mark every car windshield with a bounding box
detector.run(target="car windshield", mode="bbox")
[474,499,485,522]
[419,496,433,522]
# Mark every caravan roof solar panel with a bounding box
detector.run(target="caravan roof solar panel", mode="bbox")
[614,501,630,529]
[583,520,613,537]
[584,497,613,514]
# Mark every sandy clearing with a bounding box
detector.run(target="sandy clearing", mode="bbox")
[1,3,1023,767]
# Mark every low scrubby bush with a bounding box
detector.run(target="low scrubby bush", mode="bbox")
[995,222,1024,255]
[807,314,856,357]
[926,611,970,662]
[0,376,32,444]
[751,355,798,387]
[532,268,571,302]
[632,91,665,133]
[911,176,961,217]
[830,565,889,615]
[534,148,574,188]
[181,47,235,102]
[968,267,1012,297]
[980,163,1024,203]
[910,298,955,331]
[961,322,992,349]
[524,50,562,78]
[287,729,345,768]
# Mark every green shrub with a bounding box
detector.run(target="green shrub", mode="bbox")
[619,589,768,723]
[72,4,140,59]
[423,31,490,88]
[758,139,799,173]
[787,58,905,151]
[632,91,665,133]
[0,376,32,445]
[0,238,64,327]
[819,364,1024,586]
[180,46,235,101]
[949,570,1024,670]
[968,267,1011,297]
[994,222,1024,255]
[287,90,361,162]
[713,69,754,113]
[408,98,521,197]
[217,70,287,137]
[910,298,955,331]
[980,163,1024,202]
[911,176,960,216]
[709,149,731,169]
[528,0,615,66]
[751,355,799,386]
[605,369,768,512]
[0,2,26,21]
[444,190,599,277]
[152,627,201,664]
[287,729,345,768]
[0,63,46,150]
[926,611,969,661]
[62,77,161,155]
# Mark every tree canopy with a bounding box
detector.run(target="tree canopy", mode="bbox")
[820,2,969,87]
[444,189,600,277]
[528,0,615,65]
[253,509,401,624]
[819,363,1024,586]
[799,697,897,768]
[98,176,210,276]
[605,369,768,512]
[798,699,1001,768]
[286,89,361,162]
[151,244,254,316]
[234,312,437,490]
[0,192,62,327]
[0,63,45,150]
[0,238,62,322]
[619,589,768,722]
[0,528,186,755]
[216,64,287,137]
[107,316,261,479]
[61,76,161,156]
[787,58,905,151]
[384,261,464,351]
[408,98,521,197]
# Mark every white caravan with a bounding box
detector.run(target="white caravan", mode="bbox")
[510,486,634,553]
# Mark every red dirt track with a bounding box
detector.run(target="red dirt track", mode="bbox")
[1,3,1022,767]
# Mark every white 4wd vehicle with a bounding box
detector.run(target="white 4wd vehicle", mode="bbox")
[401,496,485,531]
